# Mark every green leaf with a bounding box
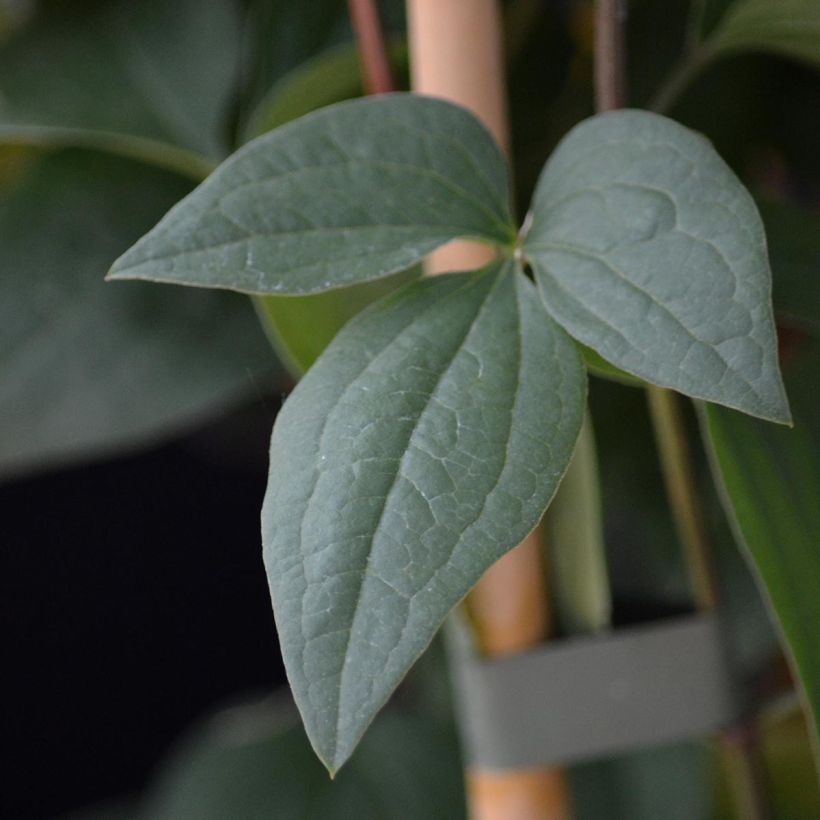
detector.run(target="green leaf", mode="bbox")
[0,148,272,478]
[704,339,820,772]
[572,741,713,820]
[523,109,790,423]
[0,0,240,164]
[262,260,585,771]
[580,344,645,387]
[759,707,820,818]
[239,0,351,127]
[244,41,415,379]
[142,699,466,820]
[244,40,408,140]
[710,0,820,67]
[254,268,419,376]
[759,199,820,336]
[109,94,516,295]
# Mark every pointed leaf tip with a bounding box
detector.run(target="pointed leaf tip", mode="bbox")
[110,94,515,295]
[524,109,790,424]
[262,260,586,767]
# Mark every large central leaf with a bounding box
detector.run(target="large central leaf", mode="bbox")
[523,109,789,423]
[262,260,585,771]
[109,94,515,294]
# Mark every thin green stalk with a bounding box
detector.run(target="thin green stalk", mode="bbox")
[347,0,395,94]
[646,387,718,611]
[0,126,215,181]
[547,408,612,635]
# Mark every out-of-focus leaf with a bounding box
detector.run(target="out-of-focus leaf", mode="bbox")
[524,109,790,424]
[141,698,466,820]
[244,40,407,140]
[263,263,585,771]
[710,0,820,67]
[572,741,713,820]
[0,0,240,163]
[110,95,515,295]
[758,199,820,335]
[701,0,740,37]
[762,707,820,817]
[580,344,644,387]
[0,149,272,478]
[704,339,820,771]
[240,0,350,125]
[254,268,419,376]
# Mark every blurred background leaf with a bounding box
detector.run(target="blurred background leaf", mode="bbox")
[571,740,714,820]
[0,148,274,478]
[710,0,820,67]
[705,337,820,773]
[139,697,466,820]
[239,0,351,129]
[0,0,241,165]
[243,40,407,139]
[761,199,820,335]
[254,268,418,376]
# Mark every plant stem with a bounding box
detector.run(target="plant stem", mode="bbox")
[547,409,612,635]
[722,723,773,820]
[347,0,394,94]
[646,387,719,610]
[594,0,627,113]
[0,127,214,182]
[407,1,573,817]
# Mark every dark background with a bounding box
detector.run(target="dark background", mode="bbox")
[2,398,288,820]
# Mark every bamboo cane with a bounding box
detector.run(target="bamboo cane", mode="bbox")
[407,2,574,817]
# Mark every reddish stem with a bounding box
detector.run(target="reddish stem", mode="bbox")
[594,0,628,111]
[347,0,395,94]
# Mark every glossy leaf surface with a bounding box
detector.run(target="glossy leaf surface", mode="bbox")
[110,95,515,295]
[524,109,790,422]
[0,149,271,478]
[704,340,820,768]
[262,261,585,771]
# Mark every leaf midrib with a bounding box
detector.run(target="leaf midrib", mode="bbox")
[526,242,769,405]
[324,268,508,766]
[208,156,513,240]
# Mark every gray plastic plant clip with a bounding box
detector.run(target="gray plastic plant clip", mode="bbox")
[449,612,745,770]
